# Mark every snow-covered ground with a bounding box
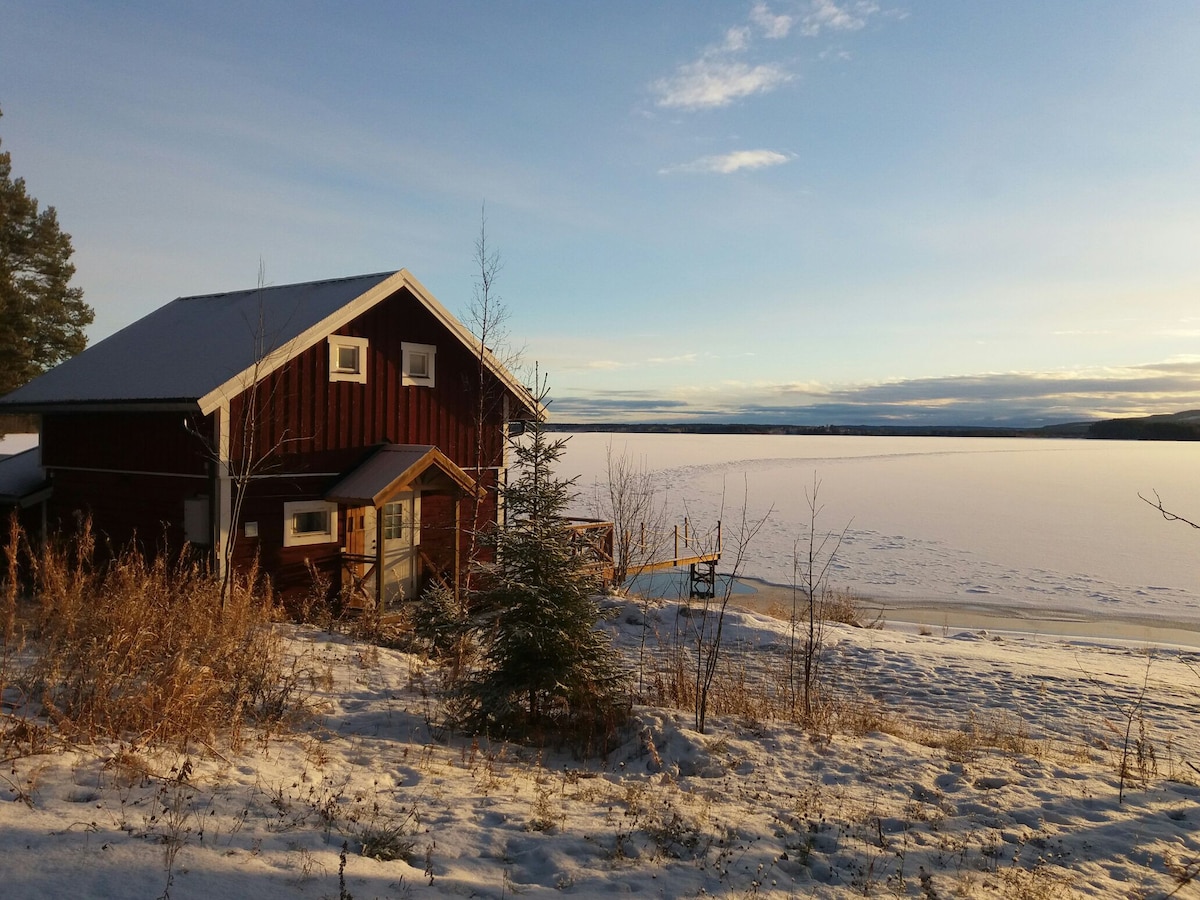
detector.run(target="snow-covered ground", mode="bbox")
[3,604,1199,899]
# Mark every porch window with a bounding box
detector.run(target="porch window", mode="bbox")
[401,342,436,387]
[328,335,369,384]
[283,500,339,547]
[382,501,404,540]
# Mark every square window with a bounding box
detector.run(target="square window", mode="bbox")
[328,336,369,384]
[283,500,339,547]
[402,342,436,387]
[336,344,360,373]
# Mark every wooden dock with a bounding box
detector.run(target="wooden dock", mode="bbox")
[565,517,722,594]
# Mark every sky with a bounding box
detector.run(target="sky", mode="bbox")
[2,1,1199,427]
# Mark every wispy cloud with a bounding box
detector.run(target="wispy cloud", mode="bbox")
[800,0,879,37]
[650,1,883,111]
[651,3,812,110]
[653,59,792,110]
[750,2,795,39]
[660,149,791,175]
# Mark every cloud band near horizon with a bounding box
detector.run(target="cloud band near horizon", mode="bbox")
[547,359,1200,426]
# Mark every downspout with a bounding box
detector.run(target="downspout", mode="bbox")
[499,394,510,529]
[215,403,233,579]
[374,501,385,603]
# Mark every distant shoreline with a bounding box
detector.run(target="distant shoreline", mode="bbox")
[546,422,1089,438]
[545,411,1200,441]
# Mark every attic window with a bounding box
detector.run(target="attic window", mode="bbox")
[402,342,436,387]
[328,335,369,384]
[283,500,338,547]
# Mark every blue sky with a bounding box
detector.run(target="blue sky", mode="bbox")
[3,1,1198,425]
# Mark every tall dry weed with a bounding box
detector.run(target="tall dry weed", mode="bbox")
[6,520,303,750]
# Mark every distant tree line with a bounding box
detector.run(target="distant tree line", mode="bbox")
[544,423,1054,438]
[548,414,1200,442]
[1089,418,1200,441]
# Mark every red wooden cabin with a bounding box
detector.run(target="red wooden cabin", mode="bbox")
[0,270,537,608]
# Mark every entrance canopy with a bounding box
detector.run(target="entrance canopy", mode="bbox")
[325,444,479,508]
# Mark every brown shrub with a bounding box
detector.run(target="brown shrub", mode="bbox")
[4,520,304,750]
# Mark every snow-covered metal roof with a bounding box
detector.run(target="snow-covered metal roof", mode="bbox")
[325,444,482,506]
[325,444,481,506]
[0,272,397,410]
[0,268,540,420]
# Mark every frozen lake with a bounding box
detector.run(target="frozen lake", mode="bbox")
[561,433,1200,631]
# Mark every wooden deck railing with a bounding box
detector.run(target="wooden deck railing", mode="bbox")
[564,518,616,579]
[564,517,722,584]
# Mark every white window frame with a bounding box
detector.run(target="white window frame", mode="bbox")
[401,342,436,387]
[283,500,339,547]
[328,335,369,384]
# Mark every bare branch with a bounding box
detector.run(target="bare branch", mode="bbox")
[1139,490,1200,530]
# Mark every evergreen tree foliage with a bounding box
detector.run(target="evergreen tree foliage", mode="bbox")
[456,379,628,746]
[0,108,93,397]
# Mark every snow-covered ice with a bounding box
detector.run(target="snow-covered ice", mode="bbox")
[563,433,1200,634]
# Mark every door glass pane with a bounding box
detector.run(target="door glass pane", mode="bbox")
[383,502,404,540]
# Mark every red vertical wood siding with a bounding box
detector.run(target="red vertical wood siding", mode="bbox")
[228,286,508,478]
[41,411,211,475]
[46,469,207,553]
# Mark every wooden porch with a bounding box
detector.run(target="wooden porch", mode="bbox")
[339,543,459,615]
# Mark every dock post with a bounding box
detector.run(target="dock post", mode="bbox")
[689,560,716,599]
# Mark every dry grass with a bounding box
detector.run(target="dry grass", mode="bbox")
[763,586,882,630]
[2,518,306,751]
[821,587,884,629]
[628,597,1050,755]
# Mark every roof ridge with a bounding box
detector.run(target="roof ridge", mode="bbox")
[177,270,400,303]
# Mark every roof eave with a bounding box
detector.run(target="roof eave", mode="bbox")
[0,399,201,415]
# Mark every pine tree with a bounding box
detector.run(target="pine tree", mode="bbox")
[456,376,628,746]
[0,108,93,397]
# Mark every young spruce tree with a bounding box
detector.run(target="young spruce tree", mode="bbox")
[457,375,628,746]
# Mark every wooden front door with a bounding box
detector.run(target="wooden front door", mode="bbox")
[343,506,378,605]
[381,492,420,604]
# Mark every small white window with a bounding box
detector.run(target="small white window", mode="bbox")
[283,500,339,547]
[328,335,369,384]
[401,342,436,387]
